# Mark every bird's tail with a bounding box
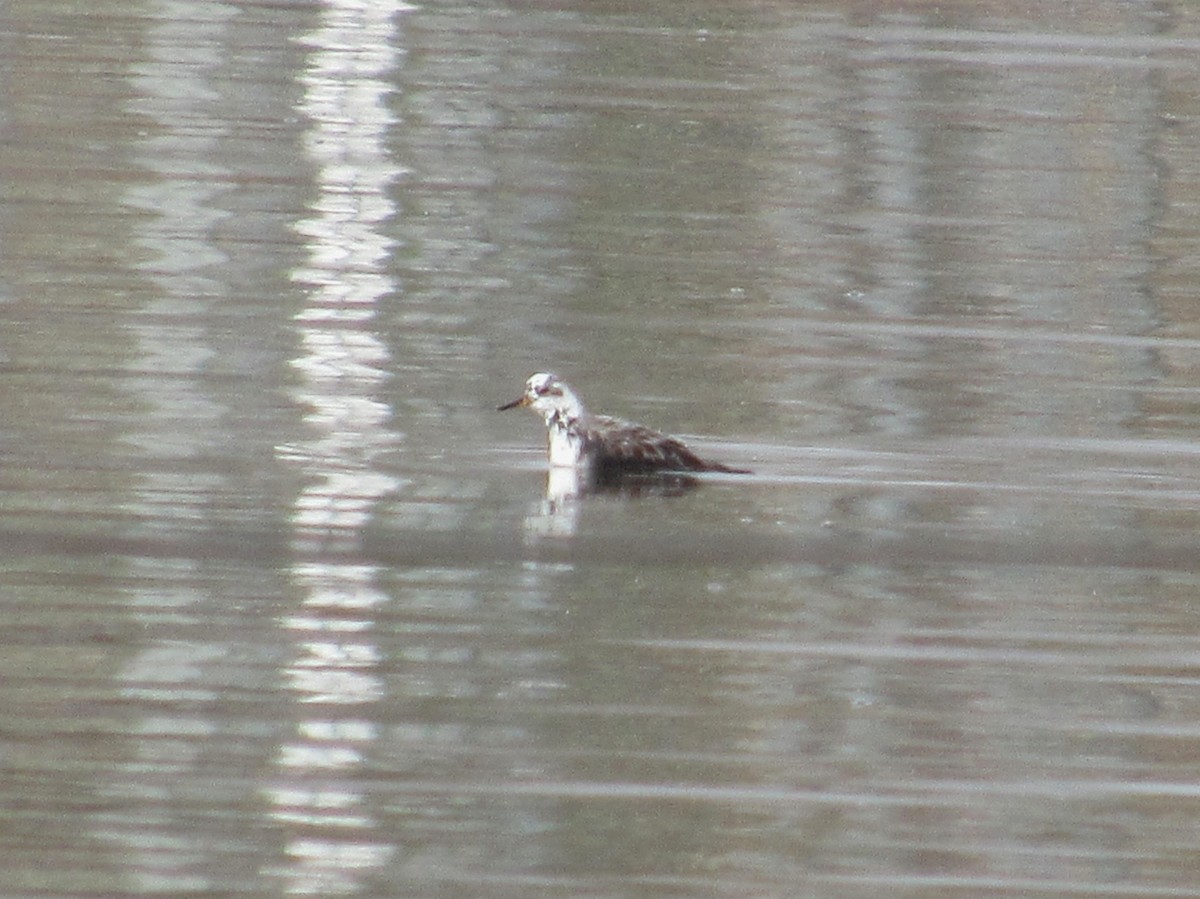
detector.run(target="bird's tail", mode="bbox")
[703,460,752,475]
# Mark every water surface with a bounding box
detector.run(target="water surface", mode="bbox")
[2,1,1200,896]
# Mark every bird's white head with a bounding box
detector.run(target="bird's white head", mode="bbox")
[498,372,586,425]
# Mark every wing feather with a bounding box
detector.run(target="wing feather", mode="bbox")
[581,415,746,474]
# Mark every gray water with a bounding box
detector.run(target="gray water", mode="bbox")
[3,1,1200,896]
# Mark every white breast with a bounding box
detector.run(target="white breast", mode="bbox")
[547,422,586,467]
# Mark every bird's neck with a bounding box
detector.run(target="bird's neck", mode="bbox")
[546,408,580,431]
[545,409,587,467]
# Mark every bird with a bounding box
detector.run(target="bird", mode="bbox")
[498,372,750,479]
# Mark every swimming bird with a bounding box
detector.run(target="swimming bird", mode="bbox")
[498,372,750,478]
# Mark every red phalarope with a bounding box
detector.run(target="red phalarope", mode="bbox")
[499,372,750,478]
